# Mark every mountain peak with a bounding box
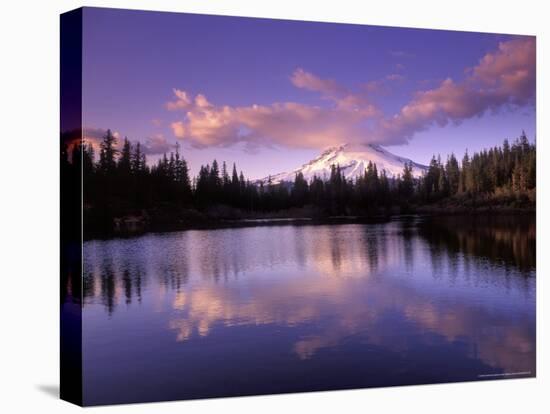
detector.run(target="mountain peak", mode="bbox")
[259,143,427,184]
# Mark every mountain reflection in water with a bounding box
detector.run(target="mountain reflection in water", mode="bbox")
[80,215,535,405]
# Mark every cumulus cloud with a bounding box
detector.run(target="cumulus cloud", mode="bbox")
[372,37,535,144]
[166,69,380,149]
[166,37,535,149]
[167,98,380,149]
[472,38,535,102]
[171,121,186,138]
[166,88,192,111]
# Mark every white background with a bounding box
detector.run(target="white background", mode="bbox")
[0,0,548,412]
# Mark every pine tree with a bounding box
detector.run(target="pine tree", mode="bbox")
[118,137,132,175]
[231,162,240,201]
[131,142,142,175]
[291,172,309,207]
[99,129,118,174]
[222,161,230,188]
[445,153,460,195]
[400,162,414,199]
[460,151,471,193]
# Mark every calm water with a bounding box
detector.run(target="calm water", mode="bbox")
[80,216,535,405]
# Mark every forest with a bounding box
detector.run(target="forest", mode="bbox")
[61,130,536,237]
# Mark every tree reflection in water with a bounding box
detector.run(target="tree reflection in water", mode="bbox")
[80,216,535,403]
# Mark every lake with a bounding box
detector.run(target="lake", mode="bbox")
[80,215,536,405]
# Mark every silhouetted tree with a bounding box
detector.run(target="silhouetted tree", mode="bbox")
[99,129,117,174]
[79,129,535,238]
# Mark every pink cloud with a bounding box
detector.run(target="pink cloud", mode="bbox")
[171,121,186,138]
[363,73,406,95]
[472,38,535,102]
[166,37,535,149]
[168,97,376,149]
[166,88,192,111]
[167,69,380,149]
[373,37,535,144]
[291,68,379,114]
[82,128,174,156]
[290,68,346,97]
[82,127,123,153]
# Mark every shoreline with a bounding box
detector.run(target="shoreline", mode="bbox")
[83,207,535,242]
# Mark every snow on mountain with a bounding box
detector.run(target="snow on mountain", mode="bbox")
[258,143,427,185]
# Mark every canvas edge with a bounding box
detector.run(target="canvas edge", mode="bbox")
[60,7,84,407]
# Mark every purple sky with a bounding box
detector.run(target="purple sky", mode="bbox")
[81,7,535,179]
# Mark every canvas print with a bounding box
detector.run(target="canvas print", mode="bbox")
[60,7,536,406]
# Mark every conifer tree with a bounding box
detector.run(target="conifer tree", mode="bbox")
[99,129,118,174]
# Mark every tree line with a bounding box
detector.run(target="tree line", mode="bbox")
[62,129,535,234]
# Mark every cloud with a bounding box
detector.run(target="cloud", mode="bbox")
[166,69,380,149]
[472,37,535,103]
[166,37,535,149]
[290,68,346,97]
[82,127,123,152]
[142,134,174,155]
[166,88,192,111]
[171,121,186,138]
[167,98,379,149]
[386,73,405,81]
[364,73,406,94]
[372,37,535,144]
[291,68,379,113]
[82,127,174,156]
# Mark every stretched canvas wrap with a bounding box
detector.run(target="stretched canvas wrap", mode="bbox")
[60,7,536,406]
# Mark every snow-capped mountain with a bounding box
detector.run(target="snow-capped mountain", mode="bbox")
[259,143,427,184]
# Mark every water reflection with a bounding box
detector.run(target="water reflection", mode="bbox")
[82,216,535,404]
[418,215,535,272]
